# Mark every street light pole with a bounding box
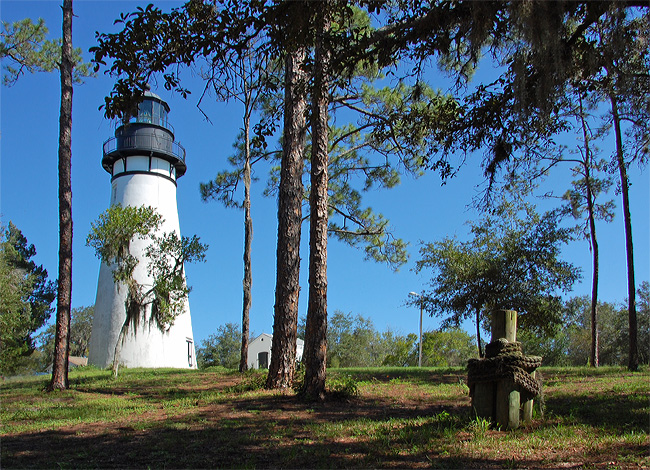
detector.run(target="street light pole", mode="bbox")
[409,292,423,367]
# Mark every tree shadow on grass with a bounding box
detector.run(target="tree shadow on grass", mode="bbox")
[4,368,647,468]
[544,392,649,433]
[3,385,648,469]
[331,367,467,385]
[2,388,474,469]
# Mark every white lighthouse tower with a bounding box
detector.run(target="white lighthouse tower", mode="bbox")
[88,89,197,369]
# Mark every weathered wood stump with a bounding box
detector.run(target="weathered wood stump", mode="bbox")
[493,310,519,429]
[467,310,542,430]
[522,370,536,423]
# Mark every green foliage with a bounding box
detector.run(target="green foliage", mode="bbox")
[0,17,92,86]
[517,326,574,368]
[580,8,649,166]
[38,305,94,370]
[326,311,383,368]
[326,171,409,270]
[381,331,418,367]
[467,416,492,437]
[363,3,648,205]
[145,232,207,331]
[323,81,461,270]
[86,205,163,285]
[353,82,460,176]
[299,311,476,368]
[518,287,650,367]
[0,248,35,375]
[381,328,478,368]
[420,328,477,367]
[561,161,615,236]
[326,374,359,399]
[415,199,582,336]
[68,306,94,358]
[0,222,56,375]
[196,323,242,369]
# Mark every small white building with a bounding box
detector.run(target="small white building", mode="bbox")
[247,333,304,369]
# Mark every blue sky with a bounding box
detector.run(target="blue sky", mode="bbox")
[1,0,648,348]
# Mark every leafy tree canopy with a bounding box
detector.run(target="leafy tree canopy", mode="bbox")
[415,200,582,336]
[38,305,94,370]
[86,205,163,286]
[298,310,477,368]
[0,17,93,86]
[196,322,242,369]
[520,287,650,367]
[86,205,208,333]
[0,222,56,375]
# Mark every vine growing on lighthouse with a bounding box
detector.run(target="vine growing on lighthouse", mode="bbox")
[86,204,208,376]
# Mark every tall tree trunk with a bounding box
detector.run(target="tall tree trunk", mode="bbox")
[49,0,73,392]
[475,307,483,358]
[579,95,599,368]
[610,94,638,371]
[586,174,600,368]
[239,107,252,373]
[303,4,331,400]
[266,42,307,389]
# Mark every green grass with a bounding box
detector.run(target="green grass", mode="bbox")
[1,365,648,468]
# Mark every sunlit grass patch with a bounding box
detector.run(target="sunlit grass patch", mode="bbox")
[451,422,649,467]
[2,390,158,434]
[541,366,649,433]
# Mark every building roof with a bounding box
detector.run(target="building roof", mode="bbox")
[250,333,304,346]
[68,356,88,367]
[45,356,88,373]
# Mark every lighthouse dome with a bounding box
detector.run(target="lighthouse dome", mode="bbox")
[101,90,186,179]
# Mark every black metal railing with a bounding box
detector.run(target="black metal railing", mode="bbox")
[103,134,186,162]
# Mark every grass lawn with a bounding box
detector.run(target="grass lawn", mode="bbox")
[1,365,648,468]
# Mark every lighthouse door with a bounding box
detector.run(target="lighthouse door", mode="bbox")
[186,339,194,367]
[258,351,269,369]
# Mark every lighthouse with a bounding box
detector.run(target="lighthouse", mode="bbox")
[88,89,197,369]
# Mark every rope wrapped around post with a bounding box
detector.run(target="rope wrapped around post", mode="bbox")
[467,338,542,402]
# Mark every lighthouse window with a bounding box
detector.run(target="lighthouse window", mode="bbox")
[152,102,166,127]
[138,100,153,124]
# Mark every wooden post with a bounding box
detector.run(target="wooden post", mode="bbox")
[522,370,536,423]
[470,310,528,428]
[473,382,495,419]
[492,309,517,342]
[496,379,520,429]
[493,310,520,430]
